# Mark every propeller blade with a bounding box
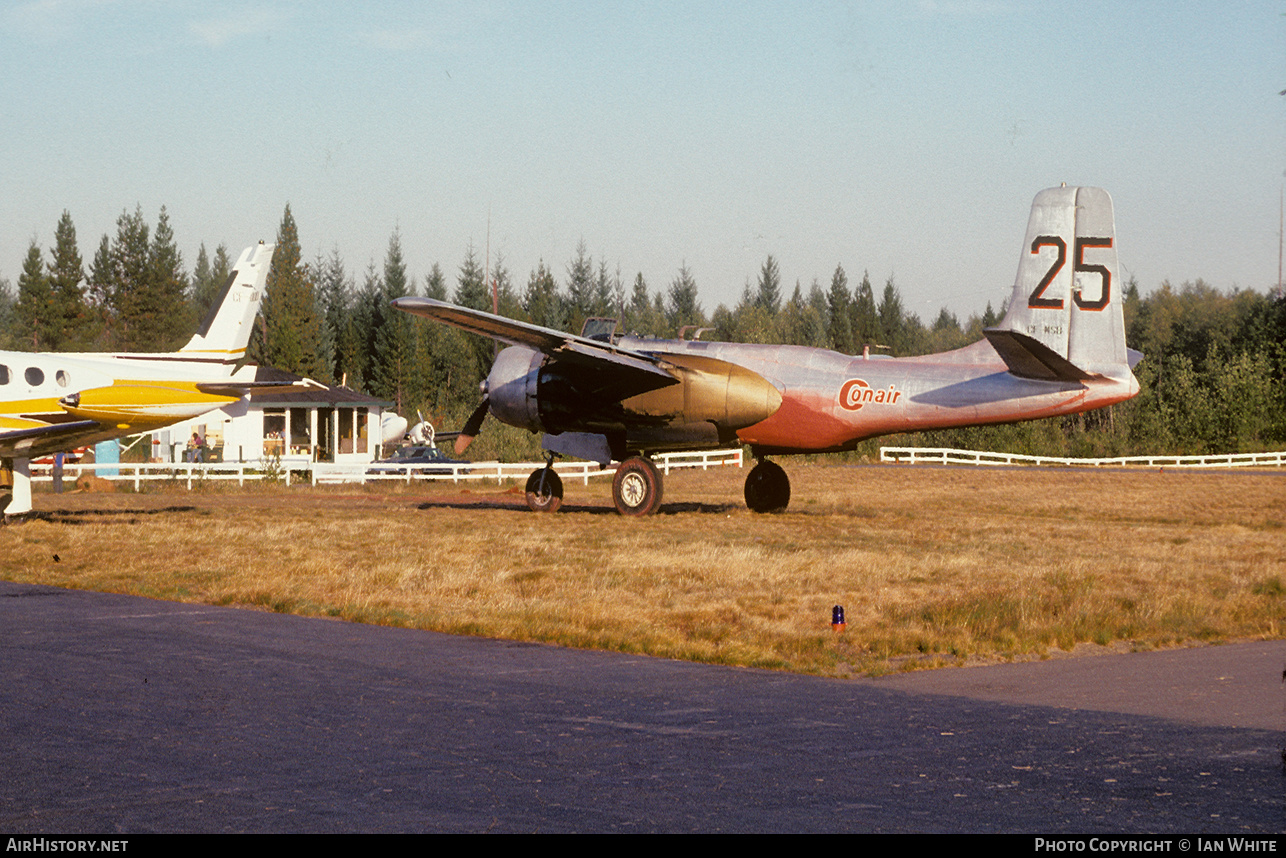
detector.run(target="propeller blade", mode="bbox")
[455,397,489,455]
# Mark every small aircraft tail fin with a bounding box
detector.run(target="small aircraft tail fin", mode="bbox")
[179,242,274,368]
[985,186,1130,380]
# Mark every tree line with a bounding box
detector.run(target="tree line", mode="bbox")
[4,204,1283,458]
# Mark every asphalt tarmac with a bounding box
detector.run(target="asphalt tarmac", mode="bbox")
[1,579,1282,833]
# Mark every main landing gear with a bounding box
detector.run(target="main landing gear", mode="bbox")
[522,454,787,515]
[612,456,663,516]
[744,459,790,513]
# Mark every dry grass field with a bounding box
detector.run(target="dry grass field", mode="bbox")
[3,462,1283,676]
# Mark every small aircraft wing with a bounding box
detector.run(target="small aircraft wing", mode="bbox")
[195,378,326,398]
[392,297,678,390]
[0,419,118,461]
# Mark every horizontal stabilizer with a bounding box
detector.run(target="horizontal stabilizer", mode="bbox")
[983,328,1093,382]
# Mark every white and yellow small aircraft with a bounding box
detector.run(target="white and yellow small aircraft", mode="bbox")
[0,242,275,518]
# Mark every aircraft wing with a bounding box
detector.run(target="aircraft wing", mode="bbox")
[0,419,122,461]
[196,378,326,398]
[0,381,254,463]
[392,297,677,389]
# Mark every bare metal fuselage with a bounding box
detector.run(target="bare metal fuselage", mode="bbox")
[487,335,1138,457]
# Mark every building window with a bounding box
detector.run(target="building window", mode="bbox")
[263,409,285,456]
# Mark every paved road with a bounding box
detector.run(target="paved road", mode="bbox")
[2,580,1282,833]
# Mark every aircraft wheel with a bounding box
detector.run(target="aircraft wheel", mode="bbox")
[525,467,563,513]
[744,460,790,513]
[612,457,663,516]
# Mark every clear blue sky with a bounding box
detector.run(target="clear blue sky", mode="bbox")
[2,1,1283,324]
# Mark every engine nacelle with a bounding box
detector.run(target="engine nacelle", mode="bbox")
[486,345,783,451]
[487,346,544,433]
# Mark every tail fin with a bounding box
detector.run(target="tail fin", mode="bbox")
[180,242,274,369]
[985,186,1129,381]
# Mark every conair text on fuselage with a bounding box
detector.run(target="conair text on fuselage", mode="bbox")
[838,378,902,412]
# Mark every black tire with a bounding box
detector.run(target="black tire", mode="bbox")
[525,468,563,513]
[744,460,790,513]
[612,457,663,516]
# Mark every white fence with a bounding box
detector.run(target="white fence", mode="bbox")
[880,446,1286,469]
[30,448,744,489]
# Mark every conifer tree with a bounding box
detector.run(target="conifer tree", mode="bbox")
[565,239,595,320]
[878,277,906,353]
[107,206,151,350]
[47,210,91,349]
[371,229,416,410]
[86,234,114,347]
[850,270,878,347]
[423,263,447,300]
[523,261,561,330]
[345,261,383,392]
[666,263,703,333]
[453,244,489,311]
[625,272,663,336]
[826,263,853,353]
[0,277,14,350]
[14,241,52,351]
[258,204,325,378]
[491,254,522,319]
[314,247,352,386]
[147,206,192,348]
[756,254,781,315]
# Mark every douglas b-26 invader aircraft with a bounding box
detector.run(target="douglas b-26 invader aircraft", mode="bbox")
[0,242,276,519]
[394,186,1141,515]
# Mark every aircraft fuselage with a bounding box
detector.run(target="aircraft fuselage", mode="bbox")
[620,337,1138,455]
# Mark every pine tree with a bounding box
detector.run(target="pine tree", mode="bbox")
[108,206,151,350]
[453,244,489,311]
[371,229,416,410]
[878,277,906,353]
[259,204,325,378]
[491,254,522,319]
[851,270,878,347]
[594,259,618,318]
[666,263,703,333]
[314,247,352,385]
[423,263,447,300]
[14,241,52,351]
[346,261,383,392]
[565,239,595,319]
[192,245,212,312]
[756,255,781,315]
[523,261,562,330]
[86,234,114,347]
[147,206,192,349]
[46,210,90,349]
[827,263,852,353]
[0,277,14,350]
